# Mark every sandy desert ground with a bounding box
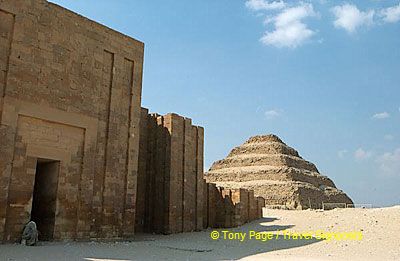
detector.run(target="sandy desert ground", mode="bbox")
[1,206,399,261]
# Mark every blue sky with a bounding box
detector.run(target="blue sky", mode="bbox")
[49,0,400,207]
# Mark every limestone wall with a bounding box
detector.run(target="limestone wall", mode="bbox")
[203,186,264,229]
[135,110,265,233]
[0,0,144,242]
[135,109,205,234]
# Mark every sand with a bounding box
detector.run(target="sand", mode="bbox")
[1,206,399,261]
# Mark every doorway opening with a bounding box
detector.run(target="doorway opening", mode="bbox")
[30,159,60,241]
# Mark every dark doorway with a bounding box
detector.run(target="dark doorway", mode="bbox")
[31,159,60,241]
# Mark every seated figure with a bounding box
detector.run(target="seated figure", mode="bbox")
[21,221,38,246]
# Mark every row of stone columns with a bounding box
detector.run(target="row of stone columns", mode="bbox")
[135,109,265,234]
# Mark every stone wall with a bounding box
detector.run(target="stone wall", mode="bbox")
[203,186,265,229]
[135,109,205,234]
[0,0,144,242]
[256,197,265,219]
[134,110,265,234]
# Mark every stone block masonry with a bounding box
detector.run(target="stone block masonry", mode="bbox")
[135,109,205,234]
[203,186,265,229]
[248,190,258,221]
[256,197,265,219]
[0,0,144,242]
[205,183,218,228]
[134,110,264,234]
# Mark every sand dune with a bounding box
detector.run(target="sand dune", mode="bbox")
[0,206,399,260]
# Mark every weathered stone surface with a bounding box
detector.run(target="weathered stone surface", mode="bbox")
[205,183,218,228]
[195,127,205,231]
[231,189,249,225]
[0,0,144,242]
[183,119,196,232]
[135,110,205,234]
[256,197,265,219]
[248,190,257,221]
[204,185,264,229]
[135,108,149,233]
[206,134,353,209]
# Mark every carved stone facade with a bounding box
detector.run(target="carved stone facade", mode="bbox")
[0,0,143,242]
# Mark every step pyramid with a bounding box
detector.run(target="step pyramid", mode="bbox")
[206,135,353,209]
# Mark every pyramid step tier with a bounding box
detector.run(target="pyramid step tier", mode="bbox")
[211,180,353,210]
[228,141,300,158]
[206,166,335,188]
[210,153,319,173]
[244,135,284,144]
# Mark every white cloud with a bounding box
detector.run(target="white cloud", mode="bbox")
[247,2,400,46]
[372,112,390,119]
[376,148,400,177]
[260,3,317,48]
[331,4,374,33]
[354,148,372,160]
[380,3,400,23]
[338,149,348,158]
[265,109,282,119]
[245,0,286,11]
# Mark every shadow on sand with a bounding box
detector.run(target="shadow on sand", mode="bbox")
[123,217,323,260]
[189,218,323,260]
[0,218,324,261]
